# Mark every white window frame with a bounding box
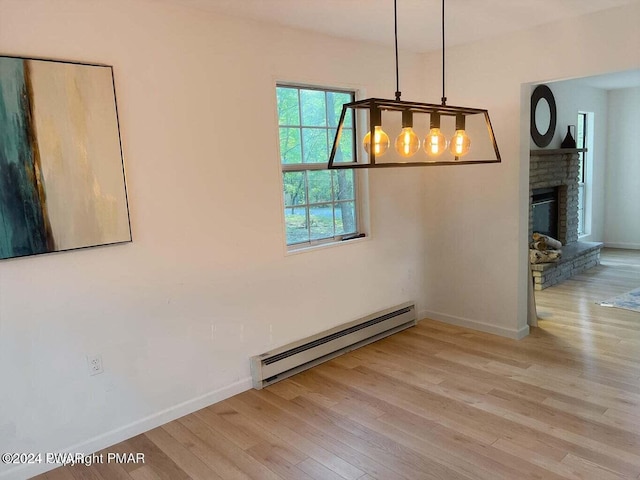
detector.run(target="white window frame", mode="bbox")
[276,83,367,252]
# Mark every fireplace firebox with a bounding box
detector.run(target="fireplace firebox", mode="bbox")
[531,187,559,240]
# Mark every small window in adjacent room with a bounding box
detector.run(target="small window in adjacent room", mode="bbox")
[276,84,362,249]
[577,111,588,236]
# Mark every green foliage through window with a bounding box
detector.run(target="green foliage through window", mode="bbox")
[277,85,358,246]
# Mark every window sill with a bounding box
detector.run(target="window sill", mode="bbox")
[285,234,368,256]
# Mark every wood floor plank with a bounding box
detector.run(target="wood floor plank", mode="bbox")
[143,426,223,480]
[92,460,133,480]
[126,466,161,480]
[487,388,640,455]
[492,438,589,480]
[245,443,314,480]
[295,457,349,480]
[124,435,190,480]
[96,439,146,476]
[43,467,77,480]
[67,465,104,480]
[299,378,560,480]
[229,390,409,480]
[193,406,260,451]
[178,414,282,480]
[560,453,629,480]
[309,364,583,480]
[604,407,640,428]
[161,420,252,480]
[286,393,472,480]
[217,395,366,480]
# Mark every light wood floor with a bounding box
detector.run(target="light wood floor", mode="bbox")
[37,248,640,480]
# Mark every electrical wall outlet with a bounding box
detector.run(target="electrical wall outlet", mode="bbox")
[87,354,104,376]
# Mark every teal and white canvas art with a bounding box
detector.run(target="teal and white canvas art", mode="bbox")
[0,56,131,260]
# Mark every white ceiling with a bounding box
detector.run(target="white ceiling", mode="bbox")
[568,69,640,90]
[170,0,640,52]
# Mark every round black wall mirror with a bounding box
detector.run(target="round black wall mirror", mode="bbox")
[530,84,556,147]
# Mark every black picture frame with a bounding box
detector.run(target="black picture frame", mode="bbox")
[530,84,556,148]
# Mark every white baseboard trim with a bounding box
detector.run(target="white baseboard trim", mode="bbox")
[0,377,253,480]
[603,242,640,250]
[419,310,529,340]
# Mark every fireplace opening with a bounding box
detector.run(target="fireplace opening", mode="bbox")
[532,187,559,240]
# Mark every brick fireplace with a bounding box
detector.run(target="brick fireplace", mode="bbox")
[529,149,602,290]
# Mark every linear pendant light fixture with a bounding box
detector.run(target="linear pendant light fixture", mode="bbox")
[328,0,501,169]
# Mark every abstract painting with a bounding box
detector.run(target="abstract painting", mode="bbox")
[0,56,131,260]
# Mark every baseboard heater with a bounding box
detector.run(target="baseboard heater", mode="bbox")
[250,301,416,389]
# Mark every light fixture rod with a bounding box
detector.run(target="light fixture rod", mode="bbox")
[441,0,446,105]
[394,0,401,101]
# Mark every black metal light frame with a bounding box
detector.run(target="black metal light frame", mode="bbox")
[328,98,500,168]
[328,0,501,169]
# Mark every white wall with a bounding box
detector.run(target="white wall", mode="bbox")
[420,4,640,337]
[0,1,429,478]
[605,86,640,249]
[535,80,609,242]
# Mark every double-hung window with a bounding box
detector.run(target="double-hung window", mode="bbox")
[276,84,360,249]
[577,112,588,235]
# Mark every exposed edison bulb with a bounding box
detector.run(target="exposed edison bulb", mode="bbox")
[450,114,471,158]
[450,130,471,157]
[424,128,448,157]
[395,127,420,158]
[363,126,390,157]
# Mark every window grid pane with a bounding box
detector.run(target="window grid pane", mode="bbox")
[283,171,306,207]
[300,89,327,127]
[302,128,329,163]
[285,206,310,244]
[278,84,357,245]
[577,183,585,235]
[334,201,356,235]
[276,87,300,126]
[333,170,355,201]
[279,127,302,164]
[310,205,336,240]
[307,171,332,203]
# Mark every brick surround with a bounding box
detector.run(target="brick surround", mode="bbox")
[529,148,602,290]
[529,150,580,245]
